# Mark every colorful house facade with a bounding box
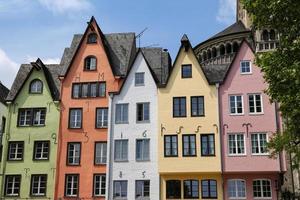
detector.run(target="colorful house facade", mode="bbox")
[0,59,61,199]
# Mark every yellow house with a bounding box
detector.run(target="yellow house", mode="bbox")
[158,35,222,200]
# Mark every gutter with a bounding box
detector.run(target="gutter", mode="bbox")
[274,102,284,173]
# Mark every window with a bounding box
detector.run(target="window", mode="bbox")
[182,135,196,156]
[251,133,268,154]
[184,180,199,198]
[30,79,43,94]
[137,103,150,122]
[8,142,24,161]
[166,180,181,199]
[173,97,186,117]
[228,179,246,199]
[91,83,97,97]
[136,180,150,198]
[5,175,21,196]
[228,134,245,155]
[72,82,106,98]
[182,64,192,78]
[136,139,150,161]
[191,96,204,116]
[84,56,97,70]
[115,104,128,124]
[164,135,178,157]
[95,142,107,165]
[201,180,217,199]
[87,33,97,44]
[249,94,263,114]
[69,108,82,129]
[72,84,80,98]
[96,108,108,128]
[67,143,81,165]
[94,174,106,197]
[82,83,88,97]
[253,179,271,198]
[135,72,145,86]
[99,82,106,97]
[33,141,50,160]
[65,174,79,197]
[30,175,47,196]
[201,134,215,156]
[113,180,127,198]
[114,140,128,161]
[229,95,243,114]
[18,108,46,126]
[240,61,251,74]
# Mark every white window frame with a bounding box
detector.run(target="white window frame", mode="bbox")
[115,104,129,124]
[65,174,79,197]
[253,179,272,199]
[229,95,244,115]
[95,142,107,165]
[96,108,108,128]
[114,139,128,162]
[228,133,246,156]
[31,175,47,196]
[5,175,21,196]
[135,72,145,86]
[8,142,23,161]
[227,179,246,199]
[34,141,49,160]
[113,180,128,198]
[251,133,269,155]
[94,174,106,197]
[136,139,150,161]
[248,93,264,114]
[135,180,150,198]
[240,60,252,74]
[69,109,82,129]
[67,143,81,165]
[33,109,46,126]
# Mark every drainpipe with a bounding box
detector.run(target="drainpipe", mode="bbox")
[275,102,283,173]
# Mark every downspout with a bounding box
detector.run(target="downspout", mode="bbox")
[275,102,283,173]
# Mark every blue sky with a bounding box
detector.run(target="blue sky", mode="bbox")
[0,0,236,88]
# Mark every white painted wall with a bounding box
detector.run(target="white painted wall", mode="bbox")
[108,52,159,200]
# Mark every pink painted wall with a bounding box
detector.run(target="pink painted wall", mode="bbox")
[220,41,284,173]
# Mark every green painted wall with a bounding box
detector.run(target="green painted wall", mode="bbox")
[0,69,60,199]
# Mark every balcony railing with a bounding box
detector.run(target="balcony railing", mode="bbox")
[201,53,235,66]
[256,40,279,52]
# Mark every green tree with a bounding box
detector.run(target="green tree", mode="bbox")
[242,0,300,168]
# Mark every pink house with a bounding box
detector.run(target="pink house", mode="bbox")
[220,41,286,200]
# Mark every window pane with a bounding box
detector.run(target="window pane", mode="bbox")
[135,72,145,86]
[72,84,80,98]
[182,65,192,78]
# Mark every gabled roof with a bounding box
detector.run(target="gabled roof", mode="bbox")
[6,59,62,102]
[0,82,9,105]
[60,16,136,77]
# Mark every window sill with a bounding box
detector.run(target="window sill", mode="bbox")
[240,72,252,75]
[114,160,129,163]
[136,121,150,124]
[249,112,264,116]
[228,154,247,157]
[251,153,270,156]
[136,159,150,162]
[229,113,244,116]
[33,158,49,161]
[96,127,108,129]
[115,122,129,124]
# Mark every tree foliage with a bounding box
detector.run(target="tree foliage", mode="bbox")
[242,0,300,167]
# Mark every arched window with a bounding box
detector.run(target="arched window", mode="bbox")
[226,43,232,54]
[207,49,212,59]
[30,79,43,94]
[87,33,97,44]
[84,56,97,71]
[203,51,207,61]
[220,45,225,56]
[262,30,269,41]
[233,42,239,53]
[212,47,217,58]
[269,29,276,40]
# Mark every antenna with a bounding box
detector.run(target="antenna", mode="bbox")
[136,27,148,48]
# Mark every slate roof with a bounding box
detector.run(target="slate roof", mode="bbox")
[201,64,230,84]
[6,62,62,102]
[0,82,9,105]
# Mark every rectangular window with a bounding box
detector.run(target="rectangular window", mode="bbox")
[90,83,98,97]
[69,108,82,129]
[137,103,150,122]
[229,95,243,114]
[173,97,186,117]
[164,135,178,157]
[201,134,215,156]
[96,108,108,128]
[81,83,89,98]
[191,96,204,116]
[201,179,217,199]
[67,143,81,165]
[94,174,106,197]
[71,82,106,98]
[115,104,128,124]
[114,140,128,161]
[166,180,181,198]
[8,142,24,161]
[184,180,199,198]
[5,175,21,196]
[228,134,245,155]
[18,108,46,126]
[72,84,80,98]
[182,135,196,156]
[253,179,272,198]
[99,82,106,97]
[249,94,263,114]
[65,174,79,197]
[228,179,246,199]
[251,133,268,154]
[135,72,145,86]
[240,60,251,74]
[182,64,192,78]
[113,180,127,198]
[136,139,150,161]
[136,180,150,198]
[30,175,47,196]
[33,141,50,160]
[95,142,107,165]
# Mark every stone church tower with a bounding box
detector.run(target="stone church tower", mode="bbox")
[236,0,252,29]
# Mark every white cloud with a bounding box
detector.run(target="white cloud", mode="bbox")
[216,0,236,25]
[38,0,91,14]
[0,48,19,88]
[26,55,60,64]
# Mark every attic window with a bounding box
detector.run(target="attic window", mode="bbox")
[87,33,97,44]
[84,56,97,71]
[29,79,43,94]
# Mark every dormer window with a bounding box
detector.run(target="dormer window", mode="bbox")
[84,56,97,71]
[30,79,43,94]
[87,33,97,44]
